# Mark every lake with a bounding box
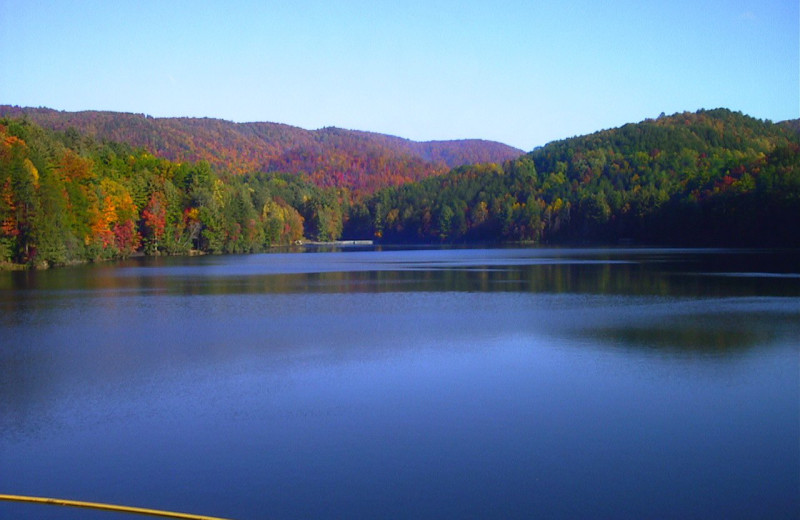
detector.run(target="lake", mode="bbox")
[1,247,798,519]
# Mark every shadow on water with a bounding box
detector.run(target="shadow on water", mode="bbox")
[575,311,795,354]
[589,323,765,352]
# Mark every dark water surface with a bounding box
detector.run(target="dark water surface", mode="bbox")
[1,247,798,519]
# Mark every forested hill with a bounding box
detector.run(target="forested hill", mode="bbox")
[780,118,800,135]
[0,106,523,193]
[2,108,798,269]
[353,109,800,246]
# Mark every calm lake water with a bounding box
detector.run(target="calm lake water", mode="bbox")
[1,247,799,519]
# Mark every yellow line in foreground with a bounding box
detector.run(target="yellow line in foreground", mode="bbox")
[0,494,233,520]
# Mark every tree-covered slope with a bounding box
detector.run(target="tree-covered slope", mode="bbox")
[351,109,800,246]
[780,118,800,135]
[0,117,353,268]
[0,106,523,193]
[2,108,797,269]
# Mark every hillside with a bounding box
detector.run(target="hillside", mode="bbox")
[0,106,523,193]
[780,118,800,135]
[2,108,798,270]
[353,109,800,246]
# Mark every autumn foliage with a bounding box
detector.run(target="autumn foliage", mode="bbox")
[0,106,523,195]
[1,108,799,268]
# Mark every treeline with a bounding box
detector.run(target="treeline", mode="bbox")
[348,109,800,246]
[2,109,799,268]
[0,118,350,268]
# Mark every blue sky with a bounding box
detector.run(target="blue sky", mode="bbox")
[1,0,797,150]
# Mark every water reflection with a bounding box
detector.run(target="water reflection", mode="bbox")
[2,247,798,298]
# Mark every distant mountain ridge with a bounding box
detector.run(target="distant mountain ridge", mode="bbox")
[0,106,523,193]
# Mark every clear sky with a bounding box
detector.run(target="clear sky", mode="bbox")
[1,0,797,150]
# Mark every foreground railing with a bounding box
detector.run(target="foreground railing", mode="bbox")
[0,494,233,519]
